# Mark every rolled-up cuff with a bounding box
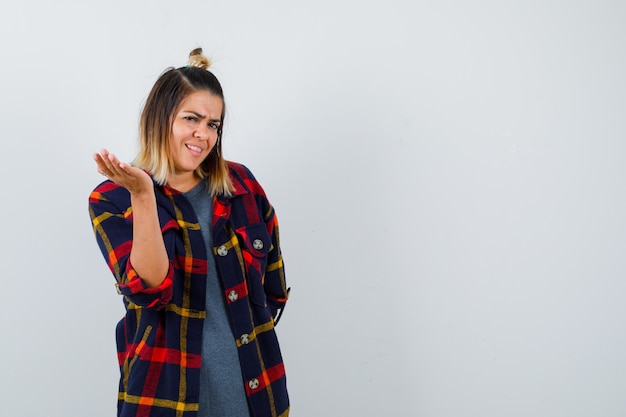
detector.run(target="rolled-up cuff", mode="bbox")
[117,260,174,309]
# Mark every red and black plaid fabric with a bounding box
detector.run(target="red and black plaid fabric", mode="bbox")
[89,162,290,417]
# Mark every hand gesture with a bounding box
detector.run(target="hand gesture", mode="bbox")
[94,149,154,195]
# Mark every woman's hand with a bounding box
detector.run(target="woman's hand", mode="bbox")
[94,149,153,195]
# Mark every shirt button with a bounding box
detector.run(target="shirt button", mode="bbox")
[248,378,259,390]
[252,239,264,250]
[217,245,228,256]
[240,334,250,344]
[228,290,239,302]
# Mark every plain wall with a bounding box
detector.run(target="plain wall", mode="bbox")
[1,1,625,416]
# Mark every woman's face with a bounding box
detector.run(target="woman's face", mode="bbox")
[169,90,223,181]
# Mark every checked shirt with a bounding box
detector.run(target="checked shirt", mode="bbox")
[89,162,290,417]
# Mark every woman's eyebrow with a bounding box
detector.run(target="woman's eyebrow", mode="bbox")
[182,110,206,118]
[182,110,221,123]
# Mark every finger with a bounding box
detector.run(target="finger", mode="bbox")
[94,152,108,166]
[97,149,111,165]
[96,150,113,169]
[109,159,134,179]
[101,161,117,178]
[94,153,111,176]
[107,151,118,164]
[101,152,124,175]
[95,150,126,179]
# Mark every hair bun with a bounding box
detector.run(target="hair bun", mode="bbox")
[188,48,211,70]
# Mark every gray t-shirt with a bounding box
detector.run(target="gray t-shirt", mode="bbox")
[183,180,250,417]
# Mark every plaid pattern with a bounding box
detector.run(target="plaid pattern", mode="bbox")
[89,162,289,417]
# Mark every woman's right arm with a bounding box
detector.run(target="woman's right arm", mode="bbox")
[93,149,169,288]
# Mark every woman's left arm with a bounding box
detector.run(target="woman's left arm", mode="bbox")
[261,198,290,323]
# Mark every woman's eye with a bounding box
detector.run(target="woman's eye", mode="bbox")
[209,123,218,129]
[184,116,197,122]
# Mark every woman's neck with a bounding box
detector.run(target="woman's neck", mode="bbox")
[166,172,201,193]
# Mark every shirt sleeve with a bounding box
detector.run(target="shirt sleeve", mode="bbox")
[262,201,290,323]
[88,182,174,309]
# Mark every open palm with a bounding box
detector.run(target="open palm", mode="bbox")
[93,149,153,195]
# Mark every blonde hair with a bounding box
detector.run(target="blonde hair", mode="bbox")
[133,48,234,196]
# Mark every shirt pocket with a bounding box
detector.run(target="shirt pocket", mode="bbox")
[236,223,271,306]
[236,223,271,258]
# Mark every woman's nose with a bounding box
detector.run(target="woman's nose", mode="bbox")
[194,125,210,140]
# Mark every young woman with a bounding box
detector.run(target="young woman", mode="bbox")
[89,48,290,417]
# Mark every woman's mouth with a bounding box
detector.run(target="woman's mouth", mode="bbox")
[186,144,203,153]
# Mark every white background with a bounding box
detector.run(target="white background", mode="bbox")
[1,1,625,416]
